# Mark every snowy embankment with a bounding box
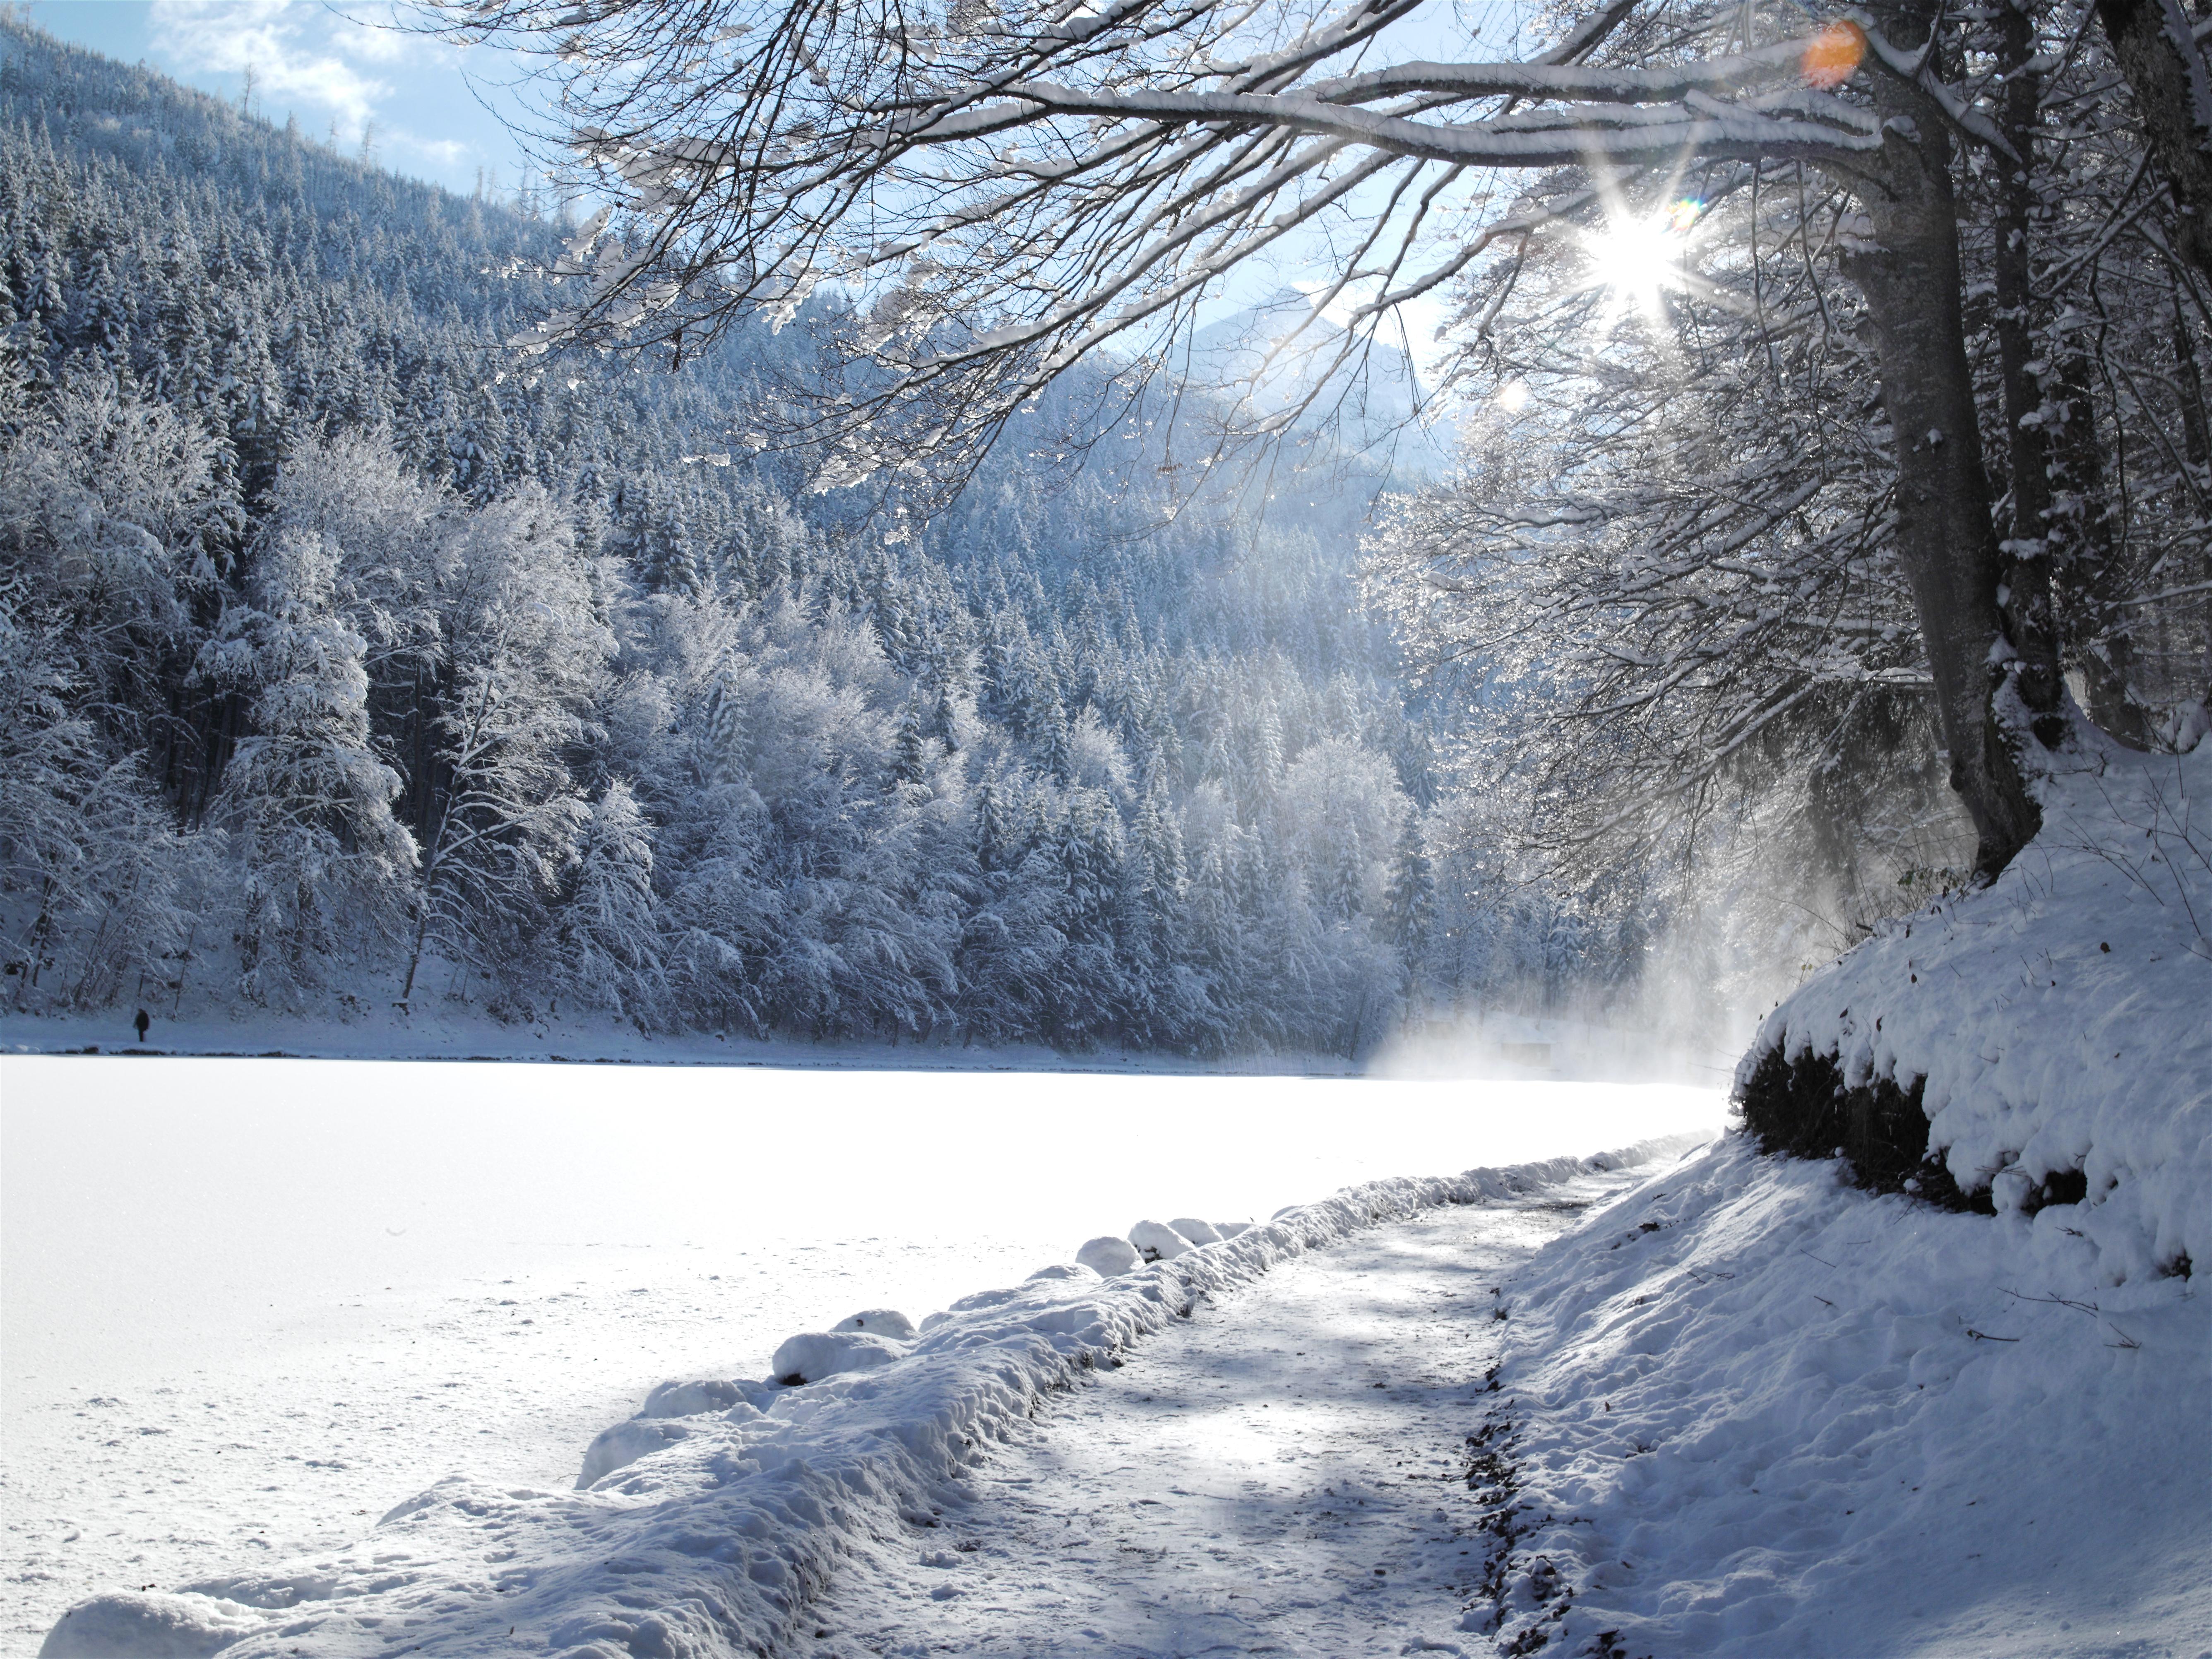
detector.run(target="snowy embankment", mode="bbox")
[37,1137,1703,1659]
[1465,730,2209,1656]
[1746,729,2208,1280]
[0,1006,1366,1076]
[1471,1137,2208,1656]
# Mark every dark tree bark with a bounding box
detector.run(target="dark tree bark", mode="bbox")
[2048,358,2157,746]
[1842,26,2056,875]
[1992,2,2151,748]
[2096,0,2212,281]
[1991,2,2069,732]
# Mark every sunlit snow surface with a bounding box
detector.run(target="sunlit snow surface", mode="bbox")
[1481,1137,2211,1657]
[0,1058,1721,1651]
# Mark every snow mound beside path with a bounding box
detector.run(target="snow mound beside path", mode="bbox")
[40,1135,1705,1659]
[1743,730,2209,1281]
[1465,1135,2210,1656]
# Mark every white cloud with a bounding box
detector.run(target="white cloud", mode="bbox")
[144,0,538,195]
[150,0,390,136]
[392,132,469,169]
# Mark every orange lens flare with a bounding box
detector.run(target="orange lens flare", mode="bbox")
[1801,19,1867,89]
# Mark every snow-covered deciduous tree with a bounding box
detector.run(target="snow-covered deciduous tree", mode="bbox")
[400,484,608,1002]
[203,527,418,1003]
[436,0,2211,875]
[553,777,666,1024]
[1364,0,2206,939]
[0,376,231,1001]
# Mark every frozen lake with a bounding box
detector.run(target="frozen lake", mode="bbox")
[0,1056,1724,1652]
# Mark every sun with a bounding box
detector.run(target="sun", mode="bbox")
[1579,198,1704,320]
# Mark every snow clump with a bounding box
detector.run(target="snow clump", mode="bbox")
[833,1308,919,1339]
[39,1590,262,1658]
[772,1327,911,1385]
[1166,1217,1223,1244]
[1076,1235,1141,1276]
[577,1417,701,1488]
[637,1377,772,1418]
[1127,1219,1193,1260]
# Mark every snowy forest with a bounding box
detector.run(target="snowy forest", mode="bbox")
[2,0,2207,1061]
[0,17,1529,1056]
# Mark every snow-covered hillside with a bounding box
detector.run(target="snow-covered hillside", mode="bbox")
[1457,726,2210,1655]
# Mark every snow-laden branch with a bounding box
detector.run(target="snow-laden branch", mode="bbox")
[427,0,1947,486]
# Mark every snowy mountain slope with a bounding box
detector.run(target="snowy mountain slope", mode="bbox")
[1,14,1489,1067]
[36,1138,1703,1658]
[1468,1135,2208,1657]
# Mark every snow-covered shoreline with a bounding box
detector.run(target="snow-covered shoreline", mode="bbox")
[33,1136,1707,1658]
[1,1009,1357,1075]
[2,1005,1718,1085]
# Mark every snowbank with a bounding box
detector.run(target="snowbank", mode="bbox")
[38,1136,1702,1659]
[1741,731,2210,1281]
[1463,1135,2210,1656]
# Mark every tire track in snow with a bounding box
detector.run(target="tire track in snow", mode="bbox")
[809,1172,1650,1658]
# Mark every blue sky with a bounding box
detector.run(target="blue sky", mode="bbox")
[28,1,538,197]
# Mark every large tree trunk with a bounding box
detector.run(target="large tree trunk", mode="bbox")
[1840,19,2056,875]
[1991,3,2069,733]
[2048,358,2157,746]
[2096,0,2212,282]
[1991,3,2150,749]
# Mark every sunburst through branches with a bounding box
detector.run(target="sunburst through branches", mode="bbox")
[1577,197,1706,323]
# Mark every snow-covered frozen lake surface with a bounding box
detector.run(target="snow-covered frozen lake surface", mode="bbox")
[0,1056,1723,1653]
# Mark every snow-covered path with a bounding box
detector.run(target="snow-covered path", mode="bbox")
[808,1173,1633,1657]
[2,1057,1723,1654]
